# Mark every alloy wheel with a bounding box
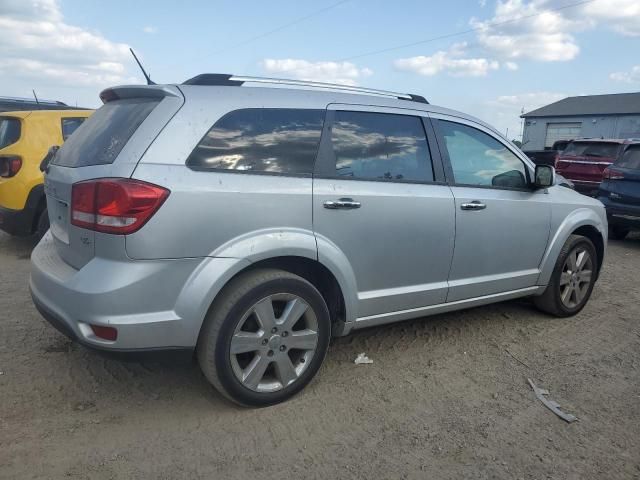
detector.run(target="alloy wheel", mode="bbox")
[229,293,319,392]
[559,246,593,309]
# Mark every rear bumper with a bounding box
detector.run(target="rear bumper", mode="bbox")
[30,290,193,362]
[29,232,215,352]
[0,184,44,236]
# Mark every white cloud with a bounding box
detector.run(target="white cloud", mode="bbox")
[143,25,157,34]
[260,59,372,86]
[469,0,640,63]
[0,0,138,90]
[505,61,519,70]
[610,65,640,83]
[582,0,640,36]
[395,42,500,77]
[470,0,584,62]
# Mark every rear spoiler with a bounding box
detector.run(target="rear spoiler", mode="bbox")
[99,85,182,104]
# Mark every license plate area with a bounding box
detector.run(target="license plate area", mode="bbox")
[48,196,70,244]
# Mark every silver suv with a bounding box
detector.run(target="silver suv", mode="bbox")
[30,75,607,406]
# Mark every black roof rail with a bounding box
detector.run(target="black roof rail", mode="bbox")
[181,73,429,104]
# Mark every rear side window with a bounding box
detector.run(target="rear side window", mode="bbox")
[562,141,620,158]
[438,120,528,189]
[61,117,87,141]
[0,117,21,149]
[54,98,159,167]
[187,108,324,175]
[617,146,640,170]
[330,111,434,182]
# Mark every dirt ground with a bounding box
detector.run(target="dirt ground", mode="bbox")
[1,231,639,480]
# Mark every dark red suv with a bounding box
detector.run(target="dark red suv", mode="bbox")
[555,139,640,195]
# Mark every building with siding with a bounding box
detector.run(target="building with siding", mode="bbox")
[521,92,640,150]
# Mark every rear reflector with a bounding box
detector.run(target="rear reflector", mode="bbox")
[71,178,169,234]
[90,324,118,341]
[0,155,22,178]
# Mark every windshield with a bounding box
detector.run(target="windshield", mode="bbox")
[0,117,21,149]
[53,98,159,167]
[562,141,620,158]
[616,146,640,170]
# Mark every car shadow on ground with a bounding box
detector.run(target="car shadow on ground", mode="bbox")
[2,233,39,259]
[34,296,547,413]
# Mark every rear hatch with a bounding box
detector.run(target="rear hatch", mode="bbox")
[555,141,621,184]
[45,85,184,269]
[600,145,640,206]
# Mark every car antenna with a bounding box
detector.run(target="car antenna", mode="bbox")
[129,48,156,85]
[32,89,40,105]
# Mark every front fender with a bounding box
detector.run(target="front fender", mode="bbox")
[537,207,607,286]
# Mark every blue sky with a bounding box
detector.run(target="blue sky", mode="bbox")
[2,0,639,139]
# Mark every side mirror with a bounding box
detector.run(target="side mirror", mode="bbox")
[40,145,60,173]
[534,164,555,189]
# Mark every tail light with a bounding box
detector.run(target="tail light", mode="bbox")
[603,167,624,180]
[71,178,169,234]
[0,155,22,178]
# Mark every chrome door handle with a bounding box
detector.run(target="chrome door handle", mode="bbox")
[323,198,361,210]
[460,201,486,211]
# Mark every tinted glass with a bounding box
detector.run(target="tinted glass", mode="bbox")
[61,117,86,141]
[617,146,640,170]
[54,98,159,167]
[0,117,21,149]
[331,111,433,182]
[187,108,324,174]
[439,120,527,188]
[562,141,620,158]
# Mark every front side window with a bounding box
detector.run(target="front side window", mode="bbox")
[187,108,325,175]
[330,111,434,182]
[439,120,528,189]
[61,117,87,141]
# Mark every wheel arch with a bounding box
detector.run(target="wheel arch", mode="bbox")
[537,208,606,286]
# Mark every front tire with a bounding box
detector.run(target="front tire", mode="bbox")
[608,225,629,240]
[197,269,331,407]
[534,234,597,317]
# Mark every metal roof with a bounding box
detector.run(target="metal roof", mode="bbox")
[521,92,640,118]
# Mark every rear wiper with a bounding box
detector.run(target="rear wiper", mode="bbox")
[40,145,60,173]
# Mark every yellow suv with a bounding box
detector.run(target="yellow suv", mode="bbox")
[0,109,93,237]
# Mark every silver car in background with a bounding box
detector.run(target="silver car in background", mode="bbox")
[30,75,607,406]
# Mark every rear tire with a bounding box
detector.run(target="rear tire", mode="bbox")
[534,234,597,317]
[34,208,49,240]
[197,268,331,407]
[608,225,629,240]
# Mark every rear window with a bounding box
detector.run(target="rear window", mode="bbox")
[54,98,159,167]
[186,108,324,175]
[562,141,620,158]
[0,117,21,149]
[616,146,640,170]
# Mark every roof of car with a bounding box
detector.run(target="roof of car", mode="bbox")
[570,138,640,144]
[173,80,500,136]
[522,92,640,118]
[1,109,93,119]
